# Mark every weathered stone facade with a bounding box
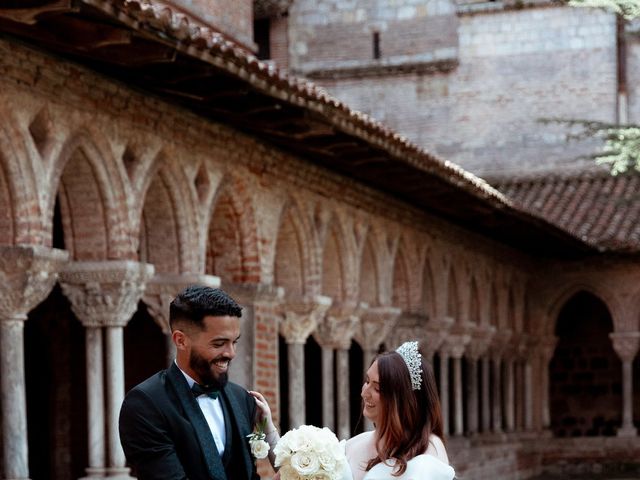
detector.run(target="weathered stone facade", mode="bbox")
[0,1,639,480]
[286,1,622,179]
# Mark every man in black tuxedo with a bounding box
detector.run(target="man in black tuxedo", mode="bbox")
[119,286,276,480]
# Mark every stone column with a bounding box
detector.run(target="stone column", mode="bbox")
[490,331,511,435]
[143,273,221,366]
[481,356,491,433]
[443,333,470,437]
[610,332,640,437]
[466,327,493,436]
[314,303,361,439]
[439,347,450,436]
[516,335,533,432]
[0,245,68,480]
[59,261,154,480]
[320,346,335,431]
[504,357,515,433]
[538,336,558,430]
[280,296,331,429]
[354,306,401,430]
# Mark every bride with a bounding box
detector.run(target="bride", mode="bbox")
[252,340,455,480]
[345,341,455,480]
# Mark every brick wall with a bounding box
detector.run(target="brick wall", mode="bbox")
[290,4,619,179]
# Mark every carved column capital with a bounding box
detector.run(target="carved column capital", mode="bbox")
[466,325,496,360]
[386,314,426,350]
[0,245,69,319]
[314,301,363,350]
[59,261,155,327]
[490,330,513,360]
[537,335,558,363]
[280,295,332,344]
[354,305,402,351]
[610,332,640,362]
[441,332,471,359]
[223,282,284,308]
[513,333,536,360]
[143,273,220,334]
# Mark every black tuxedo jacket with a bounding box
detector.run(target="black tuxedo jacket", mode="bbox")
[119,363,259,480]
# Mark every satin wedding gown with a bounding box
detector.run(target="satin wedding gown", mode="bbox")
[345,431,455,480]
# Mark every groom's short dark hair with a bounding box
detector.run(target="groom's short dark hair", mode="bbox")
[169,285,242,330]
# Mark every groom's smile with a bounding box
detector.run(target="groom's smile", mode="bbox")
[180,314,241,387]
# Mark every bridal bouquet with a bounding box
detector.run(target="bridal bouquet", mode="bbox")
[273,425,350,480]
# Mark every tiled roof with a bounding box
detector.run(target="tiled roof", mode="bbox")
[0,0,599,256]
[495,171,640,253]
[84,0,505,203]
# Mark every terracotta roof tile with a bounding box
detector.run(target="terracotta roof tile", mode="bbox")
[495,172,640,252]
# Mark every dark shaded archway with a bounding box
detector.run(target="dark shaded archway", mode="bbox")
[549,291,619,436]
[25,285,87,480]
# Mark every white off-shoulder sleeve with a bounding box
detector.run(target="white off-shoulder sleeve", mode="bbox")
[363,454,455,480]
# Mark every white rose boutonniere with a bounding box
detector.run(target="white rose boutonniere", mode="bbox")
[247,419,270,460]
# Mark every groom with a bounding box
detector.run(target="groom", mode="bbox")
[119,285,264,480]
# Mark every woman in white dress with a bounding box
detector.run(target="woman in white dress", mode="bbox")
[346,341,455,480]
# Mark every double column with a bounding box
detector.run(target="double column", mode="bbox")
[59,261,154,480]
[465,326,494,436]
[537,336,558,431]
[280,296,332,428]
[313,302,362,439]
[440,329,470,436]
[610,331,640,437]
[489,330,512,435]
[0,245,68,480]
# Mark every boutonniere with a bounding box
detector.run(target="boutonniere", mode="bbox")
[247,418,270,460]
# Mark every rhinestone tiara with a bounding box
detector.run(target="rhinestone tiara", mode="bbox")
[396,341,422,391]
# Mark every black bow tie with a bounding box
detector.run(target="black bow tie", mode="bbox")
[192,383,220,399]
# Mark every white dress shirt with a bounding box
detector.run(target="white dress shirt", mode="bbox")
[177,364,226,456]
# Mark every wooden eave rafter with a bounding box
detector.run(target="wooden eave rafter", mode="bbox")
[0,0,599,257]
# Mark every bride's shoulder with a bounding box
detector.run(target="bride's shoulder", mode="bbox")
[346,430,374,449]
[425,434,449,464]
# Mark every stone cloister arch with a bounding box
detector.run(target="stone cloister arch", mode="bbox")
[0,112,42,246]
[207,175,261,285]
[50,131,133,261]
[23,128,154,480]
[274,198,325,432]
[391,240,412,313]
[549,291,619,437]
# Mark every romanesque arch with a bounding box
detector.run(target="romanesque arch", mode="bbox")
[358,233,379,307]
[50,131,131,260]
[549,291,619,437]
[391,239,411,312]
[321,215,347,303]
[207,176,260,284]
[274,199,315,300]
[0,154,13,245]
[0,115,41,246]
[446,265,459,322]
[423,255,437,320]
[469,275,481,325]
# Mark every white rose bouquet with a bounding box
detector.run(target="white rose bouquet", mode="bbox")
[273,425,350,480]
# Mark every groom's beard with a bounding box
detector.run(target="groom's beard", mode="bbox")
[189,350,230,388]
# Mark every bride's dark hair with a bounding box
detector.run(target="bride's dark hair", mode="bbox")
[366,345,444,476]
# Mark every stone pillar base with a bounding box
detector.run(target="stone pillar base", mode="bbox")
[79,466,134,480]
[617,425,637,437]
